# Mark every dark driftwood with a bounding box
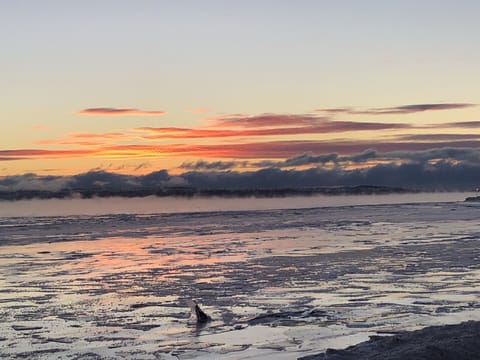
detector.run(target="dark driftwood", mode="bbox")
[193,304,211,325]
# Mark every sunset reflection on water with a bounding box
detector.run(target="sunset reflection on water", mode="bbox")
[1,198,480,359]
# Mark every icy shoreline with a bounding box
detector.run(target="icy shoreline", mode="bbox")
[300,321,480,360]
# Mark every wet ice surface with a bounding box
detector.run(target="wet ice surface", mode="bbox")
[1,199,480,359]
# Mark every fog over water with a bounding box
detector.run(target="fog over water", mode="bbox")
[0,192,474,218]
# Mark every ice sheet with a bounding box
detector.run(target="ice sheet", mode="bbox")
[0,197,479,359]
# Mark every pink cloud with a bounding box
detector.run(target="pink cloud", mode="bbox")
[209,113,320,128]
[77,107,167,116]
[168,140,480,159]
[136,120,410,139]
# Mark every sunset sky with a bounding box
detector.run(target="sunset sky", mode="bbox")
[2,1,480,190]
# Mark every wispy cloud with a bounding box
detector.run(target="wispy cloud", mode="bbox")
[376,103,476,114]
[137,120,409,140]
[210,113,321,127]
[77,107,167,116]
[111,140,480,160]
[0,149,99,159]
[317,103,476,115]
[397,134,480,141]
[37,132,131,146]
[440,121,480,128]
[0,157,24,161]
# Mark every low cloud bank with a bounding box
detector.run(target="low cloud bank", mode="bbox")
[2,154,480,195]
[178,162,480,191]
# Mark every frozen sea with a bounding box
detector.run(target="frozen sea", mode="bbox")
[0,193,479,359]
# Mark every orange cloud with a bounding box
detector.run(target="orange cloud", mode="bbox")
[3,139,480,163]
[0,148,98,159]
[77,107,167,116]
[37,132,132,146]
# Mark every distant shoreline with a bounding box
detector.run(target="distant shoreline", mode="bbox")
[0,185,415,201]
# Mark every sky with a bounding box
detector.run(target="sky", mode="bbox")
[1,1,480,191]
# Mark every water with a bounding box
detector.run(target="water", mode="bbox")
[0,193,479,359]
[0,192,472,218]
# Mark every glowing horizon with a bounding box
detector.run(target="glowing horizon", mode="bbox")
[1,1,479,182]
